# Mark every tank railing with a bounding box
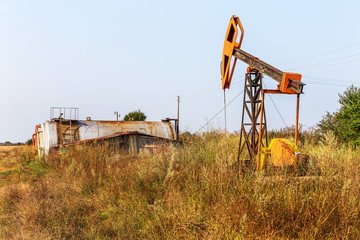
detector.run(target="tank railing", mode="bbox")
[50,107,79,121]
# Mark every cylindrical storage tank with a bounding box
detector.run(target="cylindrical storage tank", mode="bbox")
[77,121,176,141]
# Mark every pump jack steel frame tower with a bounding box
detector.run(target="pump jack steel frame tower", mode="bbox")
[221,15,305,171]
[237,71,268,168]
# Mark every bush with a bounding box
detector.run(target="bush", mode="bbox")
[318,85,360,146]
[268,124,321,145]
[123,110,147,121]
[25,139,33,146]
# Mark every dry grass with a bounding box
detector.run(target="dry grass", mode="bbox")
[0,132,360,239]
[0,146,28,184]
[0,146,21,151]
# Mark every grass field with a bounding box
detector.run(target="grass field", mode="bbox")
[0,132,359,239]
[0,146,23,183]
[0,146,21,151]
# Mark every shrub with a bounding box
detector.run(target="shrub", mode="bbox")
[318,85,360,146]
[123,110,147,121]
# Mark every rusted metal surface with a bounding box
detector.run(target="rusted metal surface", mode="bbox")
[233,48,305,94]
[162,118,179,140]
[55,131,180,154]
[238,72,268,170]
[77,121,176,140]
[56,131,138,147]
[34,120,177,156]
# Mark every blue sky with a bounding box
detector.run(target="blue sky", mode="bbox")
[1,0,360,142]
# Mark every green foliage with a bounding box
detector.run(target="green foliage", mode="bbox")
[25,139,33,146]
[123,109,147,121]
[268,124,321,145]
[318,111,338,133]
[337,85,360,146]
[318,85,360,146]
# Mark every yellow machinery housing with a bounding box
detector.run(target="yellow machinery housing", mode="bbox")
[260,138,298,171]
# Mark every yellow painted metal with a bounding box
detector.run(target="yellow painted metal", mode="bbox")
[260,138,298,170]
[257,91,265,171]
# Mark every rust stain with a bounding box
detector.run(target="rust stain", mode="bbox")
[56,131,137,147]
[34,120,177,156]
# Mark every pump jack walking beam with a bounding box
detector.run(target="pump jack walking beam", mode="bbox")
[233,49,304,94]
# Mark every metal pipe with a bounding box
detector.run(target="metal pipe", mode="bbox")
[257,91,265,171]
[295,94,300,146]
[223,90,227,133]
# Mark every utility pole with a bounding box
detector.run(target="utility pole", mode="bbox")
[114,111,120,121]
[177,96,180,139]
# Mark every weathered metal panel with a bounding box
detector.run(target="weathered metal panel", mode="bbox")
[76,121,176,141]
[36,120,177,156]
[56,131,179,154]
[41,121,58,156]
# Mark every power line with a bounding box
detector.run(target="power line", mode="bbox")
[197,90,244,132]
[178,80,243,100]
[301,75,360,86]
[285,53,360,71]
[302,66,360,75]
[268,92,288,128]
[278,41,360,66]
[302,75,357,84]
[293,58,360,72]
[263,82,288,128]
[305,81,350,87]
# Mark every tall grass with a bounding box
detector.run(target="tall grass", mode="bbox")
[1,132,360,239]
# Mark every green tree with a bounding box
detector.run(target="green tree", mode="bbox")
[318,85,360,146]
[318,111,338,134]
[25,139,33,145]
[123,110,147,121]
[336,85,360,146]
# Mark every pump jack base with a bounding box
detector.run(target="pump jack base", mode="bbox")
[233,154,309,176]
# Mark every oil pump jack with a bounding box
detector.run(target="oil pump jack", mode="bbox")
[221,15,305,171]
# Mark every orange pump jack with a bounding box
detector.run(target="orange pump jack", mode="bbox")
[221,15,306,171]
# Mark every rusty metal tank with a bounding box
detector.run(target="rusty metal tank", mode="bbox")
[76,120,176,141]
[35,120,177,156]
